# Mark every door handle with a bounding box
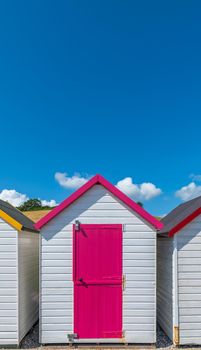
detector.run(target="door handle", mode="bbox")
[79,277,84,283]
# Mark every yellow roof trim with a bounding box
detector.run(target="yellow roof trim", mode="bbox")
[0,209,23,231]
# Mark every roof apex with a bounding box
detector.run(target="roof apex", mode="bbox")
[160,195,201,237]
[35,174,162,231]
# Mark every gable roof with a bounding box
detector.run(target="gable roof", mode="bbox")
[35,174,163,230]
[160,196,201,237]
[0,199,38,232]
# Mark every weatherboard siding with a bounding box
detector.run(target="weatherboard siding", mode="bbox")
[40,184,156,344]
[177,215,201,345]
[0,219,18,345]
[18,230,39,342]
[157,236,174,341]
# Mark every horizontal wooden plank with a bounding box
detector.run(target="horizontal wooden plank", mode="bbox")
[180,337,201,345]
[0,296,16,303]
[0,246,16,252]
[179,300,201,308]
[42,288,72,295]
[180,330,201,337]
[0,317,17,325]
[124,295,154,303]
[124,288,155,295]
[179,279,201,287]
[180,286,201,294]
[0,275,17,281]
[123,302,155,310]
[179,257,201,265]
[42,267,72,274]
[179,307,201,316]
[180,294,201,301]
[42,253,71,261]
[42,246,72,253]
[42,302,73,310]
[0,288,16,296]
[180,323,201,330]
[42,295,72,303]
[0,332,18,340]
[0,325,17,332]
[123,309,154,317]
[42,309,72,317]
[42,323,73,331]
[123,258,155,266]
[0,310,17,317]
[0,260,16,267]
[179,272,201,280]
[0,303,17,310]
[179,251,201,258]
[43,316,72,324]
[41,281,73,288]
[124,324,154,331]
[179,265,201,272]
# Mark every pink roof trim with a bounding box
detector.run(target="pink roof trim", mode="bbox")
[35,174,163,230]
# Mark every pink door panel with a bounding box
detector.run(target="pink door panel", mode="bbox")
[73,224,122,339]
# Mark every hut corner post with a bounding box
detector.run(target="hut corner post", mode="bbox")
[173,235,180,346]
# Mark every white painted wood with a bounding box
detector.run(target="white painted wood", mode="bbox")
[177,215,201,345]
[0,217,39,346]
[40,184,157,344]
[0,219,18,345]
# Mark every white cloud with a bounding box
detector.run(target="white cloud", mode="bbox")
[41,199,57,207]
[189,173,201,182]
[55,172,92,189]
[0,189,29,207]
[116,177,162,201]
[0,189,57,208]
[175,182,201,201]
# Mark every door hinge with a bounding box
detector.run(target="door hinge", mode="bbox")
[122,274,126,291]
[67,333,78,342]
[173,326,180,346]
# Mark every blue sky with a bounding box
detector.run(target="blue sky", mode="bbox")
[0,0,201,215]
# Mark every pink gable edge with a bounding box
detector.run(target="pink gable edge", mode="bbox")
[34,174,163,230]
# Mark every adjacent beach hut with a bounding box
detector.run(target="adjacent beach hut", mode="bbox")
[35,174,162,344]
[158,196,201,346]
[0,200,39,346]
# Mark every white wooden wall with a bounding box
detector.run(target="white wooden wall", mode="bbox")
[177,215,201,345]
[157,236,174,340]
[40,184,156,344]
[0,219,18,345]
[18,230,39,342]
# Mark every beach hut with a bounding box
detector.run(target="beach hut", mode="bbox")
[0,200,39,346]
[158,196,201,345]
[35,174,162,344]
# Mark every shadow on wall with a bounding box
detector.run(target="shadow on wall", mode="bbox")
[175,224,201,250]
[41,186,106,241]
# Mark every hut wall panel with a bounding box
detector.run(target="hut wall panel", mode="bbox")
[178,215,201,345]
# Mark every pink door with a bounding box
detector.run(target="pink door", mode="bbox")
[73,224,122,339]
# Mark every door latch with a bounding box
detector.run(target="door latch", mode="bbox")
[75,220,80,231]
[122,275,126,291]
